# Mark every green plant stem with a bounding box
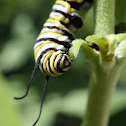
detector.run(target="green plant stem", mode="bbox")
[94,0,115,35]
[81,0,116,126]
[81,64,122,126]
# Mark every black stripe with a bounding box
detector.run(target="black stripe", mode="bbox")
[53,9,83,28]
[56,0,83,10]
[40,48,57,74]
[69,15,83,28]
[48,55,55,74]
[36,38,71,48]
[53,9,71,19]
[56,54,64,73]
[62,56,71,68]
[87,41,99,51]
[41,48,57,55]
[64,0,93,10]
[41,62,46,74]
[44,26,74,40]
[67,1,83,10]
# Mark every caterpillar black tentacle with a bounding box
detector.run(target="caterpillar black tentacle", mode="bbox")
[14,54,42,100]
[15,0,93,125]
[32,76,50,126]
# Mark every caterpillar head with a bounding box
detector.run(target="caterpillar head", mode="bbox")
[39,51,72,77]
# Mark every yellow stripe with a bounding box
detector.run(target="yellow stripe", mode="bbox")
[59,55,64,68]
[46,18,65,28]
[34,43,48,59]
[50,52,63,75]
[66,0,83,3]
[54,54,61,71]
[34,42,59,59]
[51,16,69,24]
[38,30,63,37]
[42,29,64,35]
[43,51,57,77]
[55,0,71,12]
[45,18,72,33]
[55,0,75,13]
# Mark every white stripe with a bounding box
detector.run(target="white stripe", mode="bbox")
[35,43,57,62]
[41,27,63,34]
[43,22,73,34]
[37,33,62,41]
[34,35,70,50]
[58,35,69,42]
[43,22,61,28]
[39,53,46,73]
[35,32,71,49]
[52,4,68,13]
[39,50,63,73]
[37,32,71,42]
[49,11,65,18]
[35,43,65,62]
[40,50,62,65]
[34,41,51,50]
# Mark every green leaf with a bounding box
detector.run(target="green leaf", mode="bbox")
[69,39,84,60]
[69,39,98,62]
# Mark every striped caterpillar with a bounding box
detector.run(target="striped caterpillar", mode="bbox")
[15,0,93,125]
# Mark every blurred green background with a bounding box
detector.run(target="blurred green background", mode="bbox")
[0,0,126,126]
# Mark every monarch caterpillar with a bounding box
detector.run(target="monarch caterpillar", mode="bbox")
[14,0,93,125]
